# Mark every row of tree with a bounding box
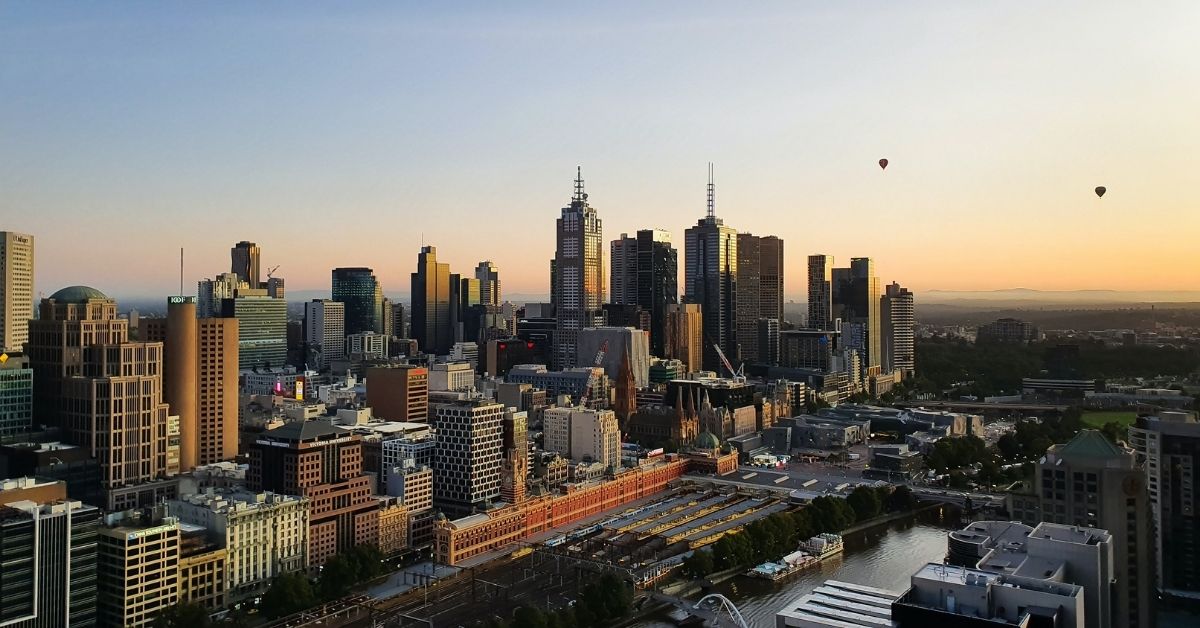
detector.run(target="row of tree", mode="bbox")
[474,572,633,628]
[682,485,918,578]
[258,543,386,619]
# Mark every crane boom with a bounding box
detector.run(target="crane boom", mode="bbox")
[712,343,743,381]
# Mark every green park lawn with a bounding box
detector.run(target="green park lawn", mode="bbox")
[1081,410,1138,429]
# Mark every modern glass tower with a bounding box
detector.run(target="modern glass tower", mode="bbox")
[411,247,452,355]
[230,240,261,289]
[332,267,383,336]
[684,164,737,373]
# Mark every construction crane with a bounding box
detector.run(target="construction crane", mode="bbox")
[712,343,745,382]
[267,265,280,279]
[577,340,609,408]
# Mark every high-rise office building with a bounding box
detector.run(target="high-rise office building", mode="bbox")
[1012,431,1155,627]
[164,297,199,471]
[475,260,501,307]
[664,303,703,374]
[230,240,261,289]
[610,233,639,306]
[332,266,383,336]
[97,507,181,628]
[196,318,238,465]
[735,233,783,363]
[0,354,33,438]
[807,254,834,331]
[28,286,177,510]
[366,365,429,422]
[304,299,345,370]
[266,276,285,299]
[832,257,882,373]
[1,231,34,353]
[0,478,100,628]
[197,272,243,318]
[500,408,528,505]
[450,274,481,343]
[578,326,651,388]
[1129,411,1200,601]
[380,296,393,338]
[221,294,287,370]
[248,421,379,567]
[882,282,915,375]
[411,247,452,355]
[390,301,408,339]
[553,167,606,369]
[685,165,737,372]
[431,397,503,517]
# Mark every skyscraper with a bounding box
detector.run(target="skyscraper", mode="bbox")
[882,282,915,375]
[221,294,287,370]
[197,272,243,318]
[1,231,34,353]
[553,167,605,369]
[164,297,199,471]
[450,274,480,343]
[304,299,345,370]
[230,240,261,289]
[636,229,678,357]
[1129,412,1200,601]
[1016,431,1155,627]
[28,286,177,510]
[475,260,501,307]
[332,267,383,336]
[411,246,452,355]
[832,257,882,373]
[734,233,783,363]
[684,165,737,373]
[610,233,639,306]
[665,303,703,374]
[196,318,238,466]
[500,408,528,505]
[806,254,834,331]
[431,397,503,517]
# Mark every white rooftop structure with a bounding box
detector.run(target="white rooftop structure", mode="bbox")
[776,580,900,627]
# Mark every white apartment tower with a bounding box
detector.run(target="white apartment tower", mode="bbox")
[304,299,345,369]
[0,231,34,352]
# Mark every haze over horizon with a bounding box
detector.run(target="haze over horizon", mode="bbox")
[4,2,1198,300]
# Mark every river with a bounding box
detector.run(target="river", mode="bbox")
[634,507,962,628]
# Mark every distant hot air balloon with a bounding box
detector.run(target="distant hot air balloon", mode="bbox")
[1095,186,1106,198]
[879,158,888,170]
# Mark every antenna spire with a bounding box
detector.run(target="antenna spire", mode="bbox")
[180,247,184,295]
[706,162,716,218]
[573,165,587,202]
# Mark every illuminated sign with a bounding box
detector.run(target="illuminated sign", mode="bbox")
[168,296,196,304]
[295,378,305,400]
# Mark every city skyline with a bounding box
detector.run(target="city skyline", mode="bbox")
[3,3,1198,298]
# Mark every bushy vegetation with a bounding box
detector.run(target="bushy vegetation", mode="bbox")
[682,486,919,577]
[477,572,633,628]
[259,543,386,619]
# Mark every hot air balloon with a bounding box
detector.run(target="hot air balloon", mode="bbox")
[1095,186,1106,198]
[878,158,888,170]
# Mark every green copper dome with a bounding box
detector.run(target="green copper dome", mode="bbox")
[48,285,110,303]
[695,431,721,450]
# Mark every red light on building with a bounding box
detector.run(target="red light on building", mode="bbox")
[499,343,507,350]
[526,342,534,350]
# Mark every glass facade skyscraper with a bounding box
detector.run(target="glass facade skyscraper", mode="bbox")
[221,296,287,370]
[0,363,32,438]
[332,267,383,336]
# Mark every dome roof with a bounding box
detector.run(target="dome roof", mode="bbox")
[48,285,110,303]
[694,431,721,450]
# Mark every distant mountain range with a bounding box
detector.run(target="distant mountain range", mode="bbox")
[921,288,1200,304]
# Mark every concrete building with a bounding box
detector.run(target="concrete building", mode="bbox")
[169,490,309,601]
[542,407,620,471]
[430,361,474,392]
[882,282,915,375]
[304,299,345,370]
[1010,430,1155,627]
[1,231,34,353]
[367,365,429,422]
[221,294,287,370]
[230,240,261,289]
[377,496,409,556]
[1129,411,1200,601]
[431,397,504,517]
[892,562,1085,627]
[806,254,834,332]
[197,272,243,318]
[0,478,100,628]
[552,167,606,369]
[177,524,227,610]
[775,580,900,628]
[777,416,866,449]
[977,317,1039,344]
[664,303,703,374]
[411,247,453,355]
[0,354,33,437]
[684,165,737,372]
[332,266,384,336]
[505,364,608,408]
[27,286,178,510]
[248,421,379,567]
[578,326,651,388]
[346,331,389,360]
[97,508,180,628]
[780,329,839,372]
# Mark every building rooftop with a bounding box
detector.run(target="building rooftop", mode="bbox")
[261,420,349,442]
[1057,429,1126,459]
[776,580,900,627]
[47,285,110,303]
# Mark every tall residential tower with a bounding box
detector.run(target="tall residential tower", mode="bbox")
[1,231,35,353]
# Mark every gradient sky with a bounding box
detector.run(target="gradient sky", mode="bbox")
[3,2,1198,301]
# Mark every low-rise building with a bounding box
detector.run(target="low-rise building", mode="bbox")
[98,508,181,628]
[377,496,409,556]
[178,524,228,610]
